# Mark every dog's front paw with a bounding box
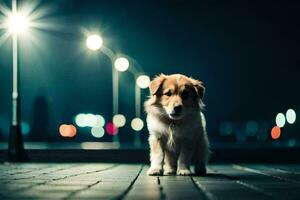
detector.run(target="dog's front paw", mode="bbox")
[177,168,192,176]
[147,168,163,176]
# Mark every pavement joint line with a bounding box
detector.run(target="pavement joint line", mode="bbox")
[8,170,35,175]
[208,166,274,198]
[2,166,76,192]
[7,164,63,175]
[233,164,300,184]
[3,165,72,184]
[156,176,167,200]
[114,165,144,200]
[47,164,118,182]
[1,166,94,192]
[3,164,118,193]
[62,180,102,200]
[190,176,216,200]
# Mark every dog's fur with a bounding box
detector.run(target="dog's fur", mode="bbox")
[145,74,209,176]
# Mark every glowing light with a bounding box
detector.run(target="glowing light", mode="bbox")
[86,113,97,127]
[75,113,106,128]
[21,121,30,135]
[86,34,103,51]
[131,118,144,131]
[288,139,297,147]
[80,142,120,149]
[75,113,87,127]
[91,127,105,138]
[113,114,126,127]
[105,122,118,135]
[136,75,150,89]
[59,124,77,138]
[286,109,296,124]
[0,0,52,46]
[275,113,285,128]
[271,126,281,140]
[6,13,30,34]
[114,57,129,72]
[95,114,106,127]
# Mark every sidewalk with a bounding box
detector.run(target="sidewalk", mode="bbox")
[0,163,299,199]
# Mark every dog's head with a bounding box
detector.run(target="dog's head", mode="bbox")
[148,74,205,120]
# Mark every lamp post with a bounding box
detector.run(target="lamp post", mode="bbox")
[132,74,150,146]
[6,0,29,161]
[86,34,129,142]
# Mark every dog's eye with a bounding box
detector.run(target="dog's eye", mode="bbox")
[164,91,172,96]
[181,90,189,99]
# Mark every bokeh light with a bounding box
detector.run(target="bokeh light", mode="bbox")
[59,124,77,137]
[106,122,118,135]
[21,121,30,135]
[271,126,281,140]
[275,113,285,128]
[286,109,296,124]
[86,113,97,127]
[114,57,129,72]
[91,127,105,138]
[219,122,233,135]
[86,34,103,51]
[75,113,87,127]
[112,114,126,127]
[131,118,144,131]
[75,113,105,128]
[136,75,150,89]
[95,114,106,127]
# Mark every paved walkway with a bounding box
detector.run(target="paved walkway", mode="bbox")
[0,163,299,199]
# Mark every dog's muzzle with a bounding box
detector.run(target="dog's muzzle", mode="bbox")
[169,105,183,119]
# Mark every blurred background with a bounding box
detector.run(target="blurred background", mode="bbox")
[0,0,299,150]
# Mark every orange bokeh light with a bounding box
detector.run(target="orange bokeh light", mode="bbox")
[59,124,77,137]
[271,126,281,140]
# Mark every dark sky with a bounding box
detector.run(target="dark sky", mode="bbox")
[0,0,299,142]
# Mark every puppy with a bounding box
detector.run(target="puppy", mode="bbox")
[145,74,209,176]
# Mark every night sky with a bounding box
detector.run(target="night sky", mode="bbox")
[0,0,299,145]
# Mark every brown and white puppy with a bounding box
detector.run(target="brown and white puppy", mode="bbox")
[145,74,209,176]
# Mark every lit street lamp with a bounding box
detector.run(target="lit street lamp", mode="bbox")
[86,34,129,142]
[6,0,29,161]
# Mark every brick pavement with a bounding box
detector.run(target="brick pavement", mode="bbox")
[0,163,300,199]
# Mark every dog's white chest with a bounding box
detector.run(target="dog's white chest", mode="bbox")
[146,114,169,136]
[146,114,200,140]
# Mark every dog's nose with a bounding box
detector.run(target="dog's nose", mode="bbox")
[173,105,182,115]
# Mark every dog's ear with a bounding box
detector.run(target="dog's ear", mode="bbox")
[191,78,205,99]
[149,74,166,95]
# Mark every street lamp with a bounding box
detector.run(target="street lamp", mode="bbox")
[86,34,129,142]
[136,75,150,89]
[131,74,150,146]
[114,57,129,72]
[86,34,103,51]
[6,0,29,161]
